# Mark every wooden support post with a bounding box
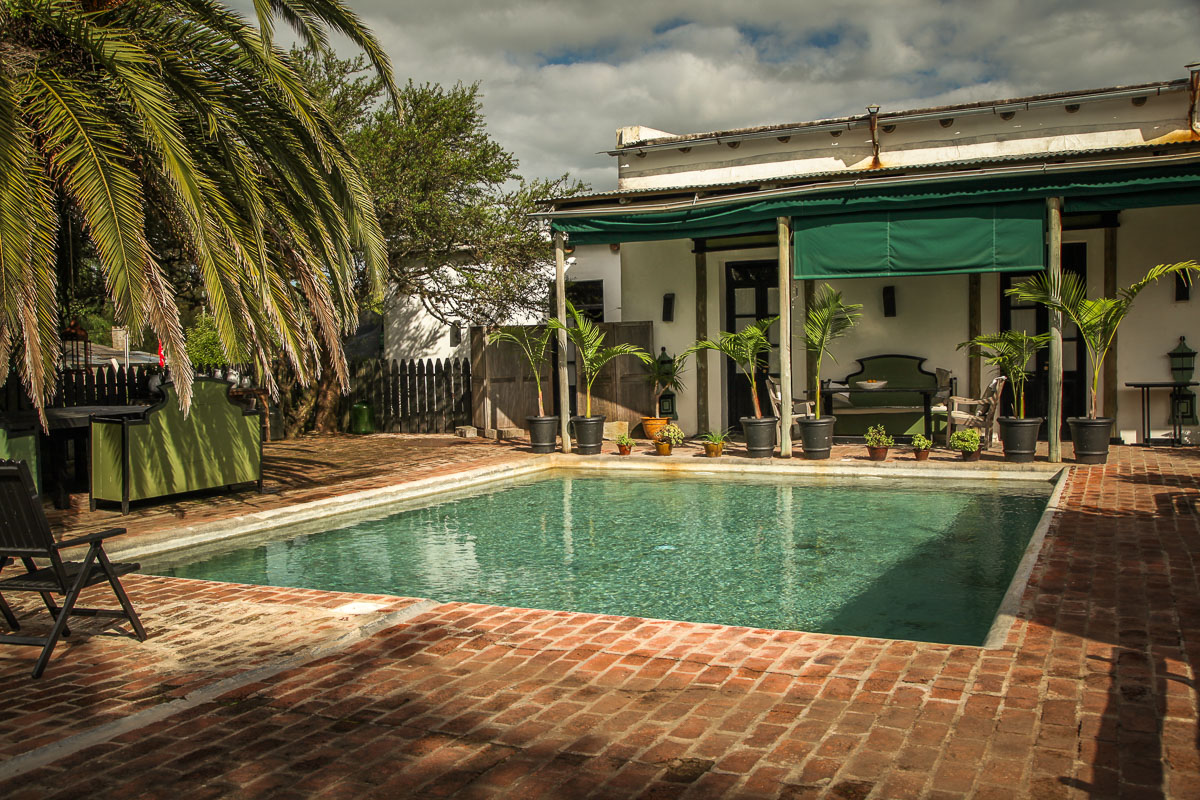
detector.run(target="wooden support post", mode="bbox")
[1103,226,1119,420]
[804,280,817,405]
[694,244,709,433]
[968,273,982,398]
[777,217,793,457]
[554,232,572,453]
[1047,197,1064,463]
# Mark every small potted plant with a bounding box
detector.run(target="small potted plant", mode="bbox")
[800,284,863,459]
[910,433,933,462]
[948,429,983,461]
[864,424,893,461]
[654,423,685,456]
[700,429,729,458]
[643,348,688,441]
[615,433,634,455]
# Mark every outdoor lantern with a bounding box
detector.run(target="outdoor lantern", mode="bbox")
[1169,336,1196,383]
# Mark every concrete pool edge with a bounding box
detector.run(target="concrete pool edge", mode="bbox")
[981,465,1072,649]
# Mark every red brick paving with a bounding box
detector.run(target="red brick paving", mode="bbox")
[1,438,1197,798]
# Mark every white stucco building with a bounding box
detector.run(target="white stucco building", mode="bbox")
[538,62,1200,454]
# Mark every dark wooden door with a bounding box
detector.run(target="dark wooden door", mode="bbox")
[1000,242,1087,434]
[724,261,780,427]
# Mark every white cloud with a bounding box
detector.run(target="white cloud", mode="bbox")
[233,0,1200,190]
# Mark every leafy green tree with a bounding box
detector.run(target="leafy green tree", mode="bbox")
[294,48,586,326]
[0,1,396,416]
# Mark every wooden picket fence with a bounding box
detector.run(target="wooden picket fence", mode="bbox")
[0,364,181,412]
[348,358,471,434]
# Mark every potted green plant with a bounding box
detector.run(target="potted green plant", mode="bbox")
[1007,260,1199,464]
[642,348,688,441]
[800,284,863,459]
[948,428,983,461]
[654,423,685,456]
[686,317,779,458]
[864,424,893,461]
[486,325,557,453]
[615,433,635,455]
[910,432,933,461]
[958,330,1050,463]
[548,301,651,455]
[699,428,730,458]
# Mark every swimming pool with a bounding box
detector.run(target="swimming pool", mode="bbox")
[148,471,1052,646]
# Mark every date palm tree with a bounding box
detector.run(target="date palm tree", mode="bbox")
[0,0,396,416]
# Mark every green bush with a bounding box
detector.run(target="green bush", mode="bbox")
[948,429,982,453]
[910,433,933,451]
[615,433,634,447]
[656,423,685,446]
[184,315,227,369]
[864,424,894,448]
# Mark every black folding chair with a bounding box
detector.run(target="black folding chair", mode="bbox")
[0,459,146,678]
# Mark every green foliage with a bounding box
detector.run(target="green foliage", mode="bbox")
[700,428,731,444]
[486,326,554,416]
[644,350,689,416]
[0,2,397,413]
[656,424,685,446]
[686,317,778,418]
[185,316,228,370]
[547,301,651,417]
[615,433,635,447]
[910,433,933,451]
[864,424,894,448]
[958,330,1050,419]
[295,48,587,326]
[1006,260,1199,418]
[804,285,863,417]
[948,429,982,453]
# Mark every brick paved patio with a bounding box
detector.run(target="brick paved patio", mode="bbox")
[2,436,1197,798]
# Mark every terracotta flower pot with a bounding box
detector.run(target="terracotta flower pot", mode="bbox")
[641,417,669,441]
[654,441,673,456]
[617,443,632,455]
[961,448,982,462]
[913,449,931,461]
[703,442,723,458]
[866,446,889,461]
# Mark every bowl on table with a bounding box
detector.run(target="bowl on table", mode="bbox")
[855,380,888,390]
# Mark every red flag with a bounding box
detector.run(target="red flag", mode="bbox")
[157,339,165,367]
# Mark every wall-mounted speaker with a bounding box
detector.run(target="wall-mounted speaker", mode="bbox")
[662,293,676,322]
[882,285,897,317]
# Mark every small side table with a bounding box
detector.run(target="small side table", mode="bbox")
[1123,381,1199,446]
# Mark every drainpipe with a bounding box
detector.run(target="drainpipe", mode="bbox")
[1188,62,1200,137]
[554,232,572,453]
[866,105,882,167]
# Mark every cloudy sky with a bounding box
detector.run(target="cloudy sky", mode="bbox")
[250,1,1198,191]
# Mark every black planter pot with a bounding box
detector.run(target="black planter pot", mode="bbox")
[740,416,778,458]
[526,415,559,454]
[798,416,837,460]
[998,417,1043,464]
[570,415,606,455]
[1068,417,1113,465]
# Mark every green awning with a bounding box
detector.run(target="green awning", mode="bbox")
[792,201,1045,280]
[550,162,1200,246]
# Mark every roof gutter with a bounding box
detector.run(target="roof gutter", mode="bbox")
[603,82,1187,156]
[535,151,1200,219]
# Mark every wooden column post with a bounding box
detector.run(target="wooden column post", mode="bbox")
[777,217,793,457]
[554,232,572,453]
[694,243,709,433]
[968,273,982,398]
[1047,197,1064,463]
[1103,225,1119,420]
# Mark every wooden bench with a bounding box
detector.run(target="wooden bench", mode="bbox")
[825,355,952,437]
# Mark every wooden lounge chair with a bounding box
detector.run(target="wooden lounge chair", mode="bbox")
[946,376,1008,449]
[765,376,815,439]
[0,460,146,678]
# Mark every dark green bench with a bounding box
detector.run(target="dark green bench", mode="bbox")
[827,354,952,437]
[0,421,39,492]
[90,378,262,513]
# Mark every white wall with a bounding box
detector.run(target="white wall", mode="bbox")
[1112,205,1200,442]
[565,244,623,322]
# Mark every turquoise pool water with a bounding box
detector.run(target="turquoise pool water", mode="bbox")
[154,472,1051,646]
